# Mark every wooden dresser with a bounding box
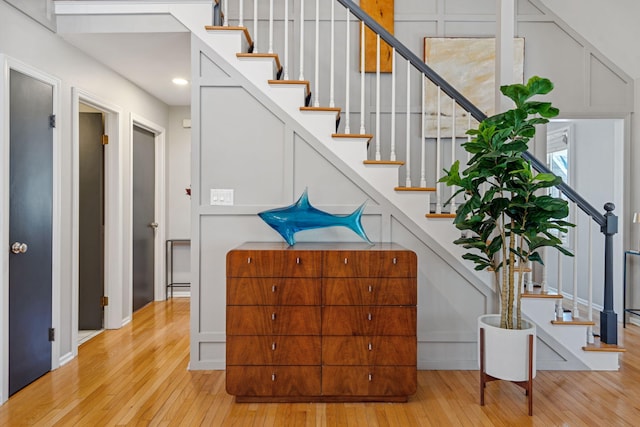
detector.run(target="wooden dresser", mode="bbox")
[226,242,417,403]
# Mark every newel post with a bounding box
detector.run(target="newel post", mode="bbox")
[600,202,618,344]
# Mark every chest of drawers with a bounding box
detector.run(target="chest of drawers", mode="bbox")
[226,242,417,402]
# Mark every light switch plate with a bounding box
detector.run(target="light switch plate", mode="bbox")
[210,189,234,205]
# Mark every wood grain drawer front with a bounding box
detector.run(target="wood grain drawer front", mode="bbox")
[227,278,321,306]
[322,307,416,336]
[227,336,321,365]
[226,366,321,397]
[322,336,416,366]
[323,251,417,278]
[323,278,416,306]
[322,366,416,396]
[227,306,321,335]
[227,250,322,278]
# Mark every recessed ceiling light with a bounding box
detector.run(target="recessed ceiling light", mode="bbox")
[172,78,189,86]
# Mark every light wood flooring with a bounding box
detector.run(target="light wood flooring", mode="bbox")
[1,298,640,426]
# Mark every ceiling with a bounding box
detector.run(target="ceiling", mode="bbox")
[60,31,192,106]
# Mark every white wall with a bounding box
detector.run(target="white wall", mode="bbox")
[0,0,170,399]
[540,0,640,79]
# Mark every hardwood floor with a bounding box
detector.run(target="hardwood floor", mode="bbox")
[2,298,640,426]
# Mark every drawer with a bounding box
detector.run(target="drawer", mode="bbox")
[322,366,416,397]
[226,366,321,397]
[227,278,321,306]
[322,336,416,366]
[322,306,416,336]
[227,250,322,278]
[227,336,321,365]
[323,278,416,306]
[227,306,321,335]
[323,250,416,278]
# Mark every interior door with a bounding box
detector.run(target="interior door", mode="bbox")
[132,125,156,312]
[9,69,53,396]
[79,112,105,330]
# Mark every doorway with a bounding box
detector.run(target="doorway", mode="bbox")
[130,115,166,314]
[7,69,54,396]
[132,125,156,311]
[78,105,105,343]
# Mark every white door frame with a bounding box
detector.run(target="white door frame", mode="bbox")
[71,88,124,358]
[128,113,166,321]
[0,56,61,404]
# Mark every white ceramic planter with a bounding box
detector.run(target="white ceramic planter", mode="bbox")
[478,314,536,382]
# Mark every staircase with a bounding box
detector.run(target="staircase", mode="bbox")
[54,0,625,370]
[201,2,624,370]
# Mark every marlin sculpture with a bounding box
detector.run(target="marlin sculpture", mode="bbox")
[258,189,372,246]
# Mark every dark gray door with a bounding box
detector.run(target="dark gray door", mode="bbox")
[132,125,155,312]
[79,112,105,330]
[9,70,53,396]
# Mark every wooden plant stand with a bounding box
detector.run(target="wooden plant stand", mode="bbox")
[479,327,534,416]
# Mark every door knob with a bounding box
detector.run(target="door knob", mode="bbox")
[11,242,28,254]
[149,222,159,229]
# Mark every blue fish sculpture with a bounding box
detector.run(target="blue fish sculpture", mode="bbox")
[258,189,372,246]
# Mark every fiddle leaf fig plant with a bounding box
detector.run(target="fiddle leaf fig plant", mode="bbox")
[439,76,574,330]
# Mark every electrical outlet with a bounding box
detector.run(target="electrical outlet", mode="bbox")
[210,189,234,205]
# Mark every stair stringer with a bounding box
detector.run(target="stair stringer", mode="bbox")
[131,3,616,371]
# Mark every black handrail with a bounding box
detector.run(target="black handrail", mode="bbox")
[336,0,607,228]
[336,0,618,344]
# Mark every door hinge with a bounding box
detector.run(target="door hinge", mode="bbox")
[48,328,55,342]
[102,134,109,145]
[101,296,109,307]
[49,114,56,128]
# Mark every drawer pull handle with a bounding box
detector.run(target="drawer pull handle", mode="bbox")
[367,313,372,321]
[272,373,276,381]
[368,285,373,293]
[296,257,300,264]
[272,285,277,293]
[368,373,373,382]
[393,257,397,265]
[272,342,276,351]
[271,312,276,321]
[344,258,348,264]
[368,342,373,351]
[247,257,252,264]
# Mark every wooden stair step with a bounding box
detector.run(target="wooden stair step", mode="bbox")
[205,26,253,50]
[236,53,282,77]
[582,340,626,353]
[425,213,455,219]
[363,160,405,166]
[300,106,341,120]
[395,186,436,192]
[551,311,596,325]
[268,80,311,97]
[521,288,563,299]
[332,133,373,142]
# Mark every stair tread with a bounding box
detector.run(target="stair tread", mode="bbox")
[300,106,341,120]
[582,341,626,353]
[551,317,596,326]
[236,52,282,70]
[522,288,563,299]
[395,186,436,192]
[205,25,253,47]
[332,133,374,140]
[426,213,456,219]
[363,160,405,166]
[268,80,311,95]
